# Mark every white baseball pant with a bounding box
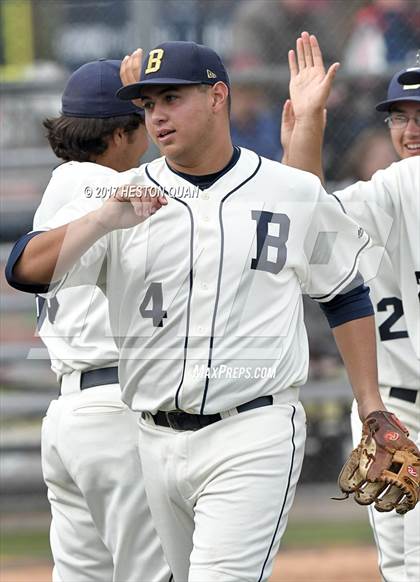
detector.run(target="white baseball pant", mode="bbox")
[138,388,306,582]
[42,378,170,582]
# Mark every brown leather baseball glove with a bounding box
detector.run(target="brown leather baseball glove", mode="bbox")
[335,410,420,514]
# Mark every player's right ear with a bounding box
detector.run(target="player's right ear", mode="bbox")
[211,82,229,115]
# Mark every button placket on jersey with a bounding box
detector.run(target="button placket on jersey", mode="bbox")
[181,190,222,403]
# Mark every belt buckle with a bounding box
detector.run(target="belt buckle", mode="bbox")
[165,410,186,431]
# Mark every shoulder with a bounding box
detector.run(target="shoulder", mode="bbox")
[367,157,419,200]
[369,157,419,188]
[333,157,419,215]
[35,162,119,227]
[388,156,420,184]
[46,161,117,194]
[254,153,323,200]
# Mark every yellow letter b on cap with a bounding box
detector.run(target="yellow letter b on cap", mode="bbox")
[145,49,164,74]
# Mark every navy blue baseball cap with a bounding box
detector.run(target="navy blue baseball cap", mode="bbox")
[376,67,420,111]
[117,41,230,101]
[62,59,144,118]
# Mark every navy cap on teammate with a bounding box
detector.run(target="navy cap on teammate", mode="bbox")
[376,66,420,111]
[117,41,230,101]
[62,59,144,118]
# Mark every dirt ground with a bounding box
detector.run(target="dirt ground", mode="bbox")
[1,546,380,582]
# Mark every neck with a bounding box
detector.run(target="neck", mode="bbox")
[167,135,234,175]
[93,150,124,172]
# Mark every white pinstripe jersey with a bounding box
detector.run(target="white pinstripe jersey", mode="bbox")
[33,162,119,380]
[334,157,420,390]
[40,149,371,413]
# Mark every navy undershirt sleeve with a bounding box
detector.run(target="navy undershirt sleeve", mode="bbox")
[5,231,52,294]
[319,284,374,328]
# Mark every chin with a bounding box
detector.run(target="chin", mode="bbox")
[162,143,184,159]
[402,149,420,159]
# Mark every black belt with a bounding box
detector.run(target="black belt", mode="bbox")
[389,387,418,404]
[60,366,119,394]
[151,395,274,431]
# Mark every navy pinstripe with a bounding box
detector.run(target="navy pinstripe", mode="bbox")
[257,405,297,582]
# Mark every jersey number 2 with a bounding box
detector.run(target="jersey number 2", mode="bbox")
[377,297,408,341]
[139,282,167,327]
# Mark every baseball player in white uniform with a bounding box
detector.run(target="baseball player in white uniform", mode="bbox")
[282,32,420,582]
[6,60,170,582]
[7,41,397,582]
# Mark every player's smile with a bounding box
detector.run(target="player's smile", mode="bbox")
[403,141,420,155]
[389,103,420,160]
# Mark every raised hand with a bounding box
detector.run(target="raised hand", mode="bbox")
[288,32,339,120]
[120,48,143,107]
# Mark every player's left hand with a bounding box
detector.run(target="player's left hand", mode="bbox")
[335,410,420,514]
[288,31,339,120]
[120,48,143,108]
[280,99,327,164]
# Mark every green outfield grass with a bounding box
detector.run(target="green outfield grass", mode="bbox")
[0,530,50,559]
[282,519,374,548]
[0,520,373,560]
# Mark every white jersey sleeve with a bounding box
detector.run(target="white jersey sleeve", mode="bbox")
[297,181,371,302]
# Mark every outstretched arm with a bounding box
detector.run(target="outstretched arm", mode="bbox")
[282,32,339,180]
[10,187,167,286]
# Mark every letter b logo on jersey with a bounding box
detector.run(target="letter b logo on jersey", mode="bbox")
[251,211,290,274]
[145,49,164,74]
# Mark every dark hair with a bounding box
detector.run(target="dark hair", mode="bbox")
[43,114,144,162]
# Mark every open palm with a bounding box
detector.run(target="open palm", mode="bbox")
[288,32,339,119]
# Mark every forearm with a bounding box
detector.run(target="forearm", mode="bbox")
[332,315,385,420]
[287,115,325,183]
[13,210,107,285]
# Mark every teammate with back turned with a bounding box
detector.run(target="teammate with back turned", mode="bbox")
[4,40,413,582]
[282,31,420,582]
[5,60,169,582]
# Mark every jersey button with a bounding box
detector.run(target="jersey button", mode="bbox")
[202,192,209,200]
[203,216,210,222]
